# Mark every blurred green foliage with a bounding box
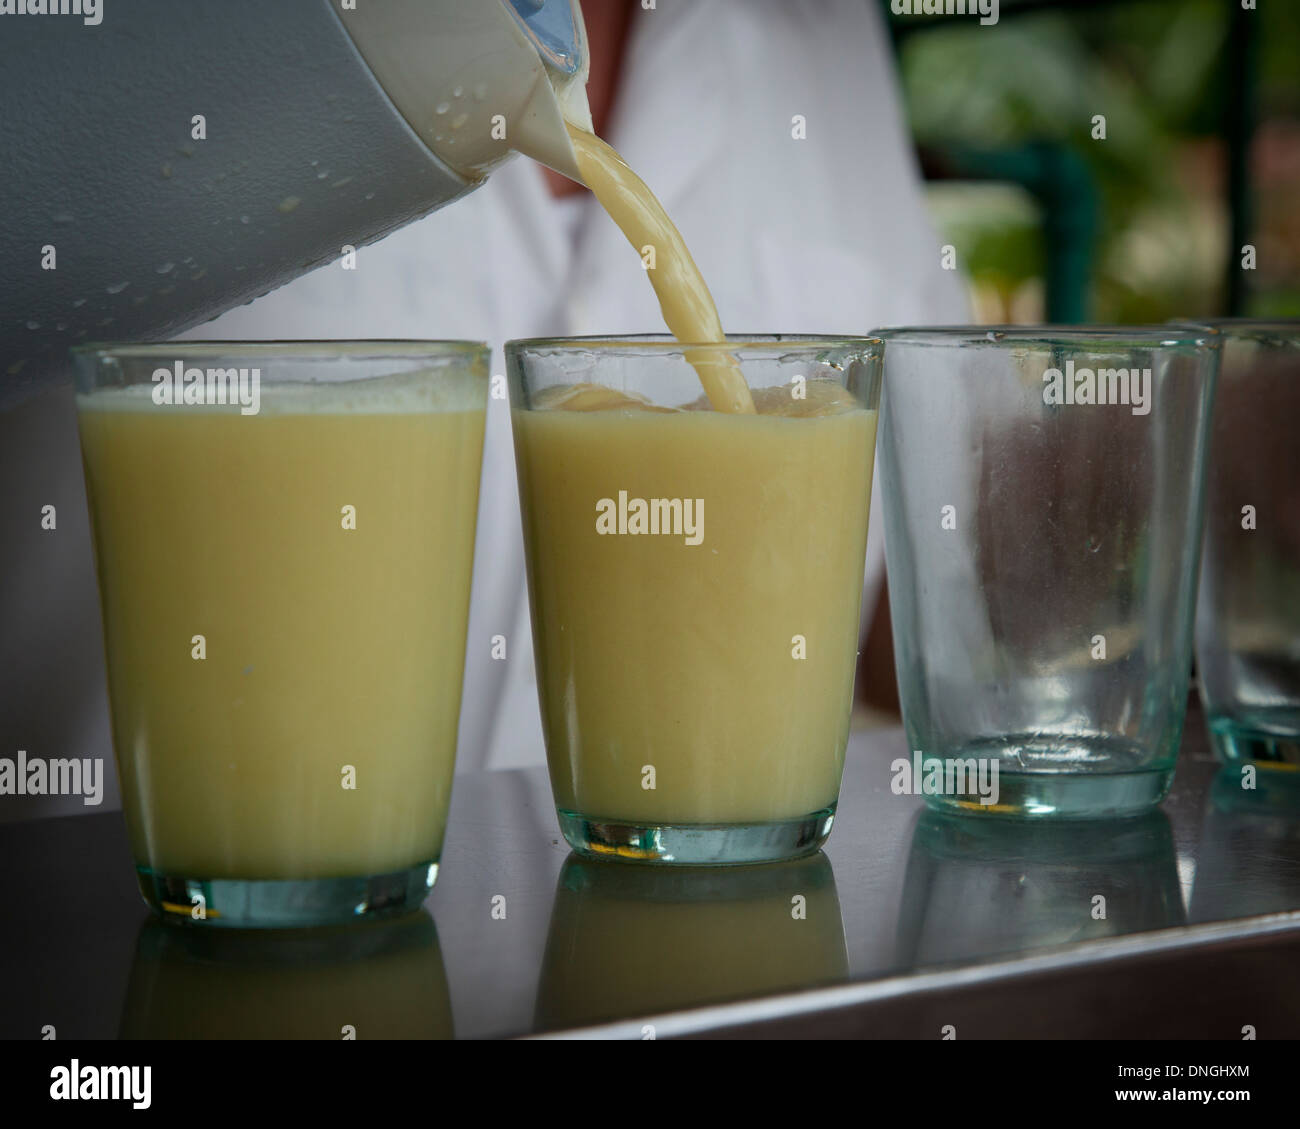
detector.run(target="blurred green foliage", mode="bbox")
[891,0,1300,321]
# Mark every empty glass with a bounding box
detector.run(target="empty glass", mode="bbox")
[1190,320,1300,766]
[876,326,1219,817]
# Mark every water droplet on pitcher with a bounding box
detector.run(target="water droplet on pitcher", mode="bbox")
[451,113,469,130]
[474,83,488,101]
[156,262,175,274]
[52,213,75,225]
[25,320,40,330]
[453,86,464,98]
[71,298,86,308]
[436,102,450,115]
[56,321,68,331]
[277,196,301,214]
[240,215,250,225]
[106,280,130,295]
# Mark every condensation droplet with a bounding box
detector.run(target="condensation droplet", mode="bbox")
[156,262,175,274]
[277,196,301,214]
[240,215,251,224]
[451,113,469,130]
[331,176,353,189]
[474,83,487,101]
[25,320,40,330]
[453,86,463,97]
[55,321,68,331]
[106,280,130,294]
[52,213,75,225]
[435,102,450,115]
[71,298,86,308]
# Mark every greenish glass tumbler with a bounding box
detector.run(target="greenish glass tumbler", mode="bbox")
[876,326,1220,818]
[1190,320,1300,767]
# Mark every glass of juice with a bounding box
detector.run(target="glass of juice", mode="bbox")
[875,326,1220,818]
[1189,320,1300,766]
[73,341,487,926]
[507,334,882,864]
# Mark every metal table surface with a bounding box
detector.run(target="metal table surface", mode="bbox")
[4,706,1300,1040]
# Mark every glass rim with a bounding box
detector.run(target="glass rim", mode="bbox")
[70,339,489,360]
[1169,318,1300,338]
[506,332,883,352]
[872,325,1220,349]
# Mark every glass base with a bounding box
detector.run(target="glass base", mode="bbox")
[922,768,1174,819]
[556,807,834,865]
[1209,718,1300,767]
[136,861,437,929]
[910,736,1176,818]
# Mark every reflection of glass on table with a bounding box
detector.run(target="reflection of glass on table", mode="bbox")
[535,852,848,1030]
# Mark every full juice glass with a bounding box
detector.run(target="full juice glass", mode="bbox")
[73,341,487,926]
[507,335,882,864]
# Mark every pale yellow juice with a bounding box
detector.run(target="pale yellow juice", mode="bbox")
[77,375,484,880]
[514,381,876,825]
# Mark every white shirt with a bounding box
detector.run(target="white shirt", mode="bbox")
[185,0,968,773]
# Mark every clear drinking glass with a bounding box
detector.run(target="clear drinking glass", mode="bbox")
[507,334,883,864]
[73,341,487,926]
[1189,320,1300,766]
[876,326,1220,818]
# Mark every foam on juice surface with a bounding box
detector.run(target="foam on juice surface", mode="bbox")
[76,367,483,416]
[532,378,860,418]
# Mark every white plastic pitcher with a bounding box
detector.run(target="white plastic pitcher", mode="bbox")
[0,0,590,404]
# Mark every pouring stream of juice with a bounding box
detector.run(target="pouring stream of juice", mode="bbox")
[564,123,755,415]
